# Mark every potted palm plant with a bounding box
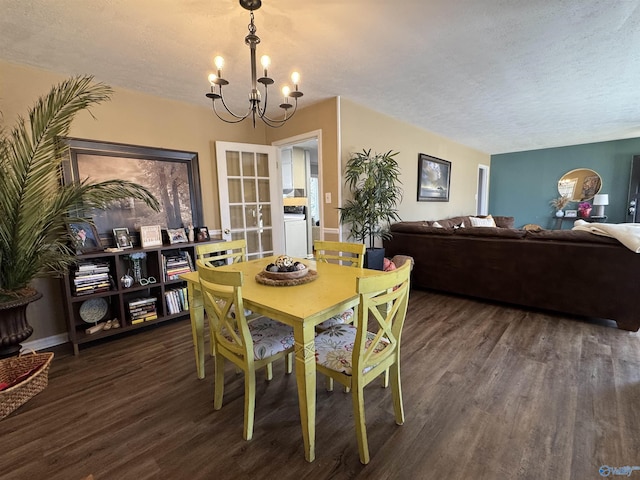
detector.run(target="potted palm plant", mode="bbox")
[338,149,403,270]
[0,75,160,357]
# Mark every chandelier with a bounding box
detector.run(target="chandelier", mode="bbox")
[205,0,303,128]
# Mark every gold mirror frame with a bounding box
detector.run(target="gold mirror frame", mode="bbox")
[557,168,602,202]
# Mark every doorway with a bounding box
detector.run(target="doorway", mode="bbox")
[477,164,490,216]
[628,155,640,222]
[273,131,322,258]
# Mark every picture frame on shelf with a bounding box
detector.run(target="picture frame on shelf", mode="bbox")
[417,153,451,202]
[140,225,163,248]
[565,210,577,218]
[113,227,133,249]
[67,222,103,254]
[167,228,188,244]
[196,226,210,242]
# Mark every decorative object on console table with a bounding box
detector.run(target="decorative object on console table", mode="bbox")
[339,149,403,270]
[565,210,577,218]
[578,202,592,218]
[592,193,609,217]
[550,195,571,218]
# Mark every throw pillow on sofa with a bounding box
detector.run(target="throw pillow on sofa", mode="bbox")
[469,215,497,227]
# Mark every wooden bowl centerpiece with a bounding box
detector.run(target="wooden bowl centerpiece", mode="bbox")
[261,255,309,280]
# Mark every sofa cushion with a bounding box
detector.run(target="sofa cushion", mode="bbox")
[427,215,515,229]
[390,222,455,235]
[434,216,467,229]
[525,229,620,245]
[469,215,497,227]
[493,216,515,228]
[454,226,527,239]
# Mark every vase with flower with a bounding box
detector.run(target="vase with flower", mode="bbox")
[128,252,147,284]
[550,195,571,217]
[578,202,592,218]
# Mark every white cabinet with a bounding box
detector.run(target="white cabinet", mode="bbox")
[284,219,308,258]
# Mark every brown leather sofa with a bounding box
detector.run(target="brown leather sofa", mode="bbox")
[383,217,640,331]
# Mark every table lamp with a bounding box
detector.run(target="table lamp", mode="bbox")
[593,193,609,217]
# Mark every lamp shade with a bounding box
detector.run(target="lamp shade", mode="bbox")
[593,194,609,206]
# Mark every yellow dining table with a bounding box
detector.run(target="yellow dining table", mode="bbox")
[181,256,379,462]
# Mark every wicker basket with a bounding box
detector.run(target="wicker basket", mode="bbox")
[0,351,54,420]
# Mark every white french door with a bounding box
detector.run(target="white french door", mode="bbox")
[215,141,284,260]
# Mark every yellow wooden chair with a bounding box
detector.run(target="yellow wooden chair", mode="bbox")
[197,261,295,441]
[195,241,291,379]
[196,238,247,267]
[313,240,365,330]
[196,240,250,357]
[314,259,411,464]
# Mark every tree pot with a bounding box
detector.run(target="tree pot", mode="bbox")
[0,290,42,358]
[365,247,385,271]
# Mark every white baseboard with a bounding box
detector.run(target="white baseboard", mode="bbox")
[21,333,68,352]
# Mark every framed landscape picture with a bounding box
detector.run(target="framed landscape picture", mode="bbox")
[61,138,203,243]
[417,153,451,202]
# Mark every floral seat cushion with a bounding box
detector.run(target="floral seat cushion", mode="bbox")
[315,308,354,330]
[221,317,294,360]
[315,324,390,375]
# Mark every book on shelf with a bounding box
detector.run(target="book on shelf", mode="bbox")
[163,250,194,281]
[165,287,189,314]
[128,297,157,308]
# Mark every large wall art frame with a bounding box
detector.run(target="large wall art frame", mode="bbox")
[61,138,203,243]
[417,153,451,202]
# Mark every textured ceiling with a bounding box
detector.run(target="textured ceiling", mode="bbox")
[2,0,640,154]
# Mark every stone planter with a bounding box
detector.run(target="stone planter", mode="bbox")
[0,290,42,358]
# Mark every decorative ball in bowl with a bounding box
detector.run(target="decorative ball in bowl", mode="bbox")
[262,255,309,280]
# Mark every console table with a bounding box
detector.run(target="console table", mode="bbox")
[553,215,607,230]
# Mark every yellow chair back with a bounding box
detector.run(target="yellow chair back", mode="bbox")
[313,240,365,268]
[196,239,247,268]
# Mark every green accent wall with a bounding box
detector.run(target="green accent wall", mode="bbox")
[490,138,640,228]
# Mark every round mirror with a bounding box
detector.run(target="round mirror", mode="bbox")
[557,168,602,201]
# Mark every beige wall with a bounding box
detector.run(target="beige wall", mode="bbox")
[339,98,490,233]
[266,98,340,236]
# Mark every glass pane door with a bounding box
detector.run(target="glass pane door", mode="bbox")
[216,142,283,260]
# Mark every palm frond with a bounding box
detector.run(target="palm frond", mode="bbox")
[0,76,159,300]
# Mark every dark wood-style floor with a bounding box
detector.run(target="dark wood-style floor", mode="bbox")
[1,289,639,480]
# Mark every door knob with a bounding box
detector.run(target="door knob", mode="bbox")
[224,228,230,235]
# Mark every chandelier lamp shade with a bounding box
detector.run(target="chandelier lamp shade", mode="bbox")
[205,0,303,128]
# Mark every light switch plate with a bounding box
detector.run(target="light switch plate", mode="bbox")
[325,192,331,203]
